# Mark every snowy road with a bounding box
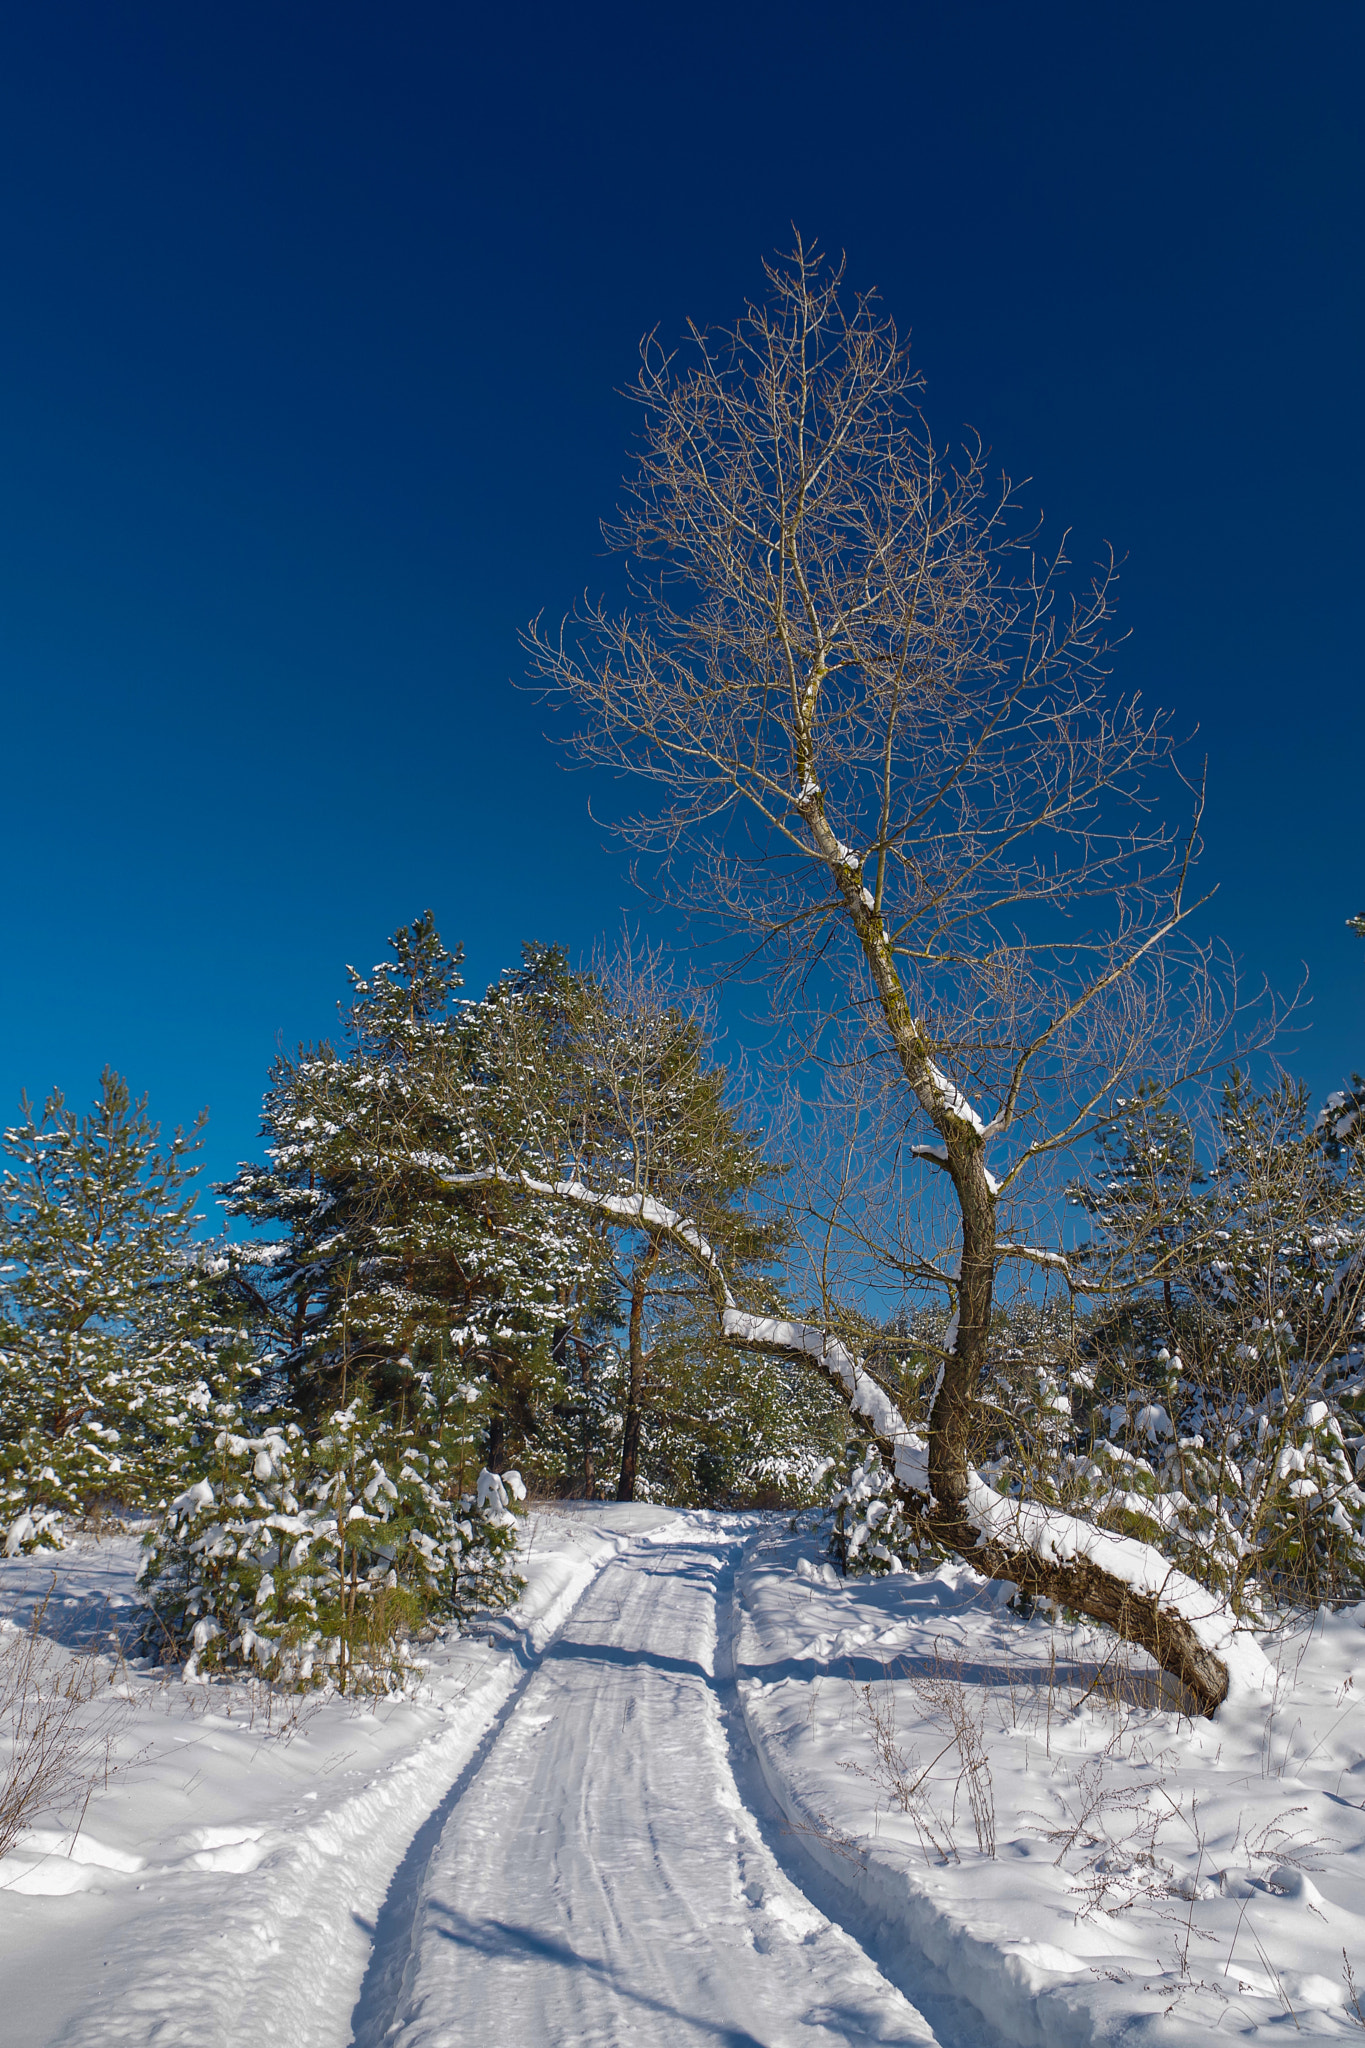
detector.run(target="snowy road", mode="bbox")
[354,1520,950,2048]
[8,1512,1363,2046]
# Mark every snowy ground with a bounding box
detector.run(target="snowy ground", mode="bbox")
[739,1527,1365,2044]
[3,1510,1365,2045]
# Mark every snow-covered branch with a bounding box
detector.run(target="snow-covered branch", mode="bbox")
[992,1241,1114,1295]
[423,1151,1257,1714]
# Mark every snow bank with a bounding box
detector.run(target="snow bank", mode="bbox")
[736,1525,1365,2045]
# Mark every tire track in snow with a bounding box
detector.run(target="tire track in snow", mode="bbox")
[346,1565,634,2048]
[716,1527,1005,2048]
[40,1515,639,2048]
[359,1518,985,2048]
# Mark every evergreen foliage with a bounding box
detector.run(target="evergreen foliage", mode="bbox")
[1040,1075,1365,1608]
[830,1443,921,1574]
[217,916,584,1447]
[0,1070,207,1549]
[617,1285,844,1507]
[520,958,841,1503]
[14,901,1365,1657]
[146,915,559,1667]
[138,1359,523,1689]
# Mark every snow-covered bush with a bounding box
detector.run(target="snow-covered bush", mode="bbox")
[830,1443,935,1577]
[1059,1344,1365,1611]
[138,1380,526,1689]
[1046,1073,1365,1611]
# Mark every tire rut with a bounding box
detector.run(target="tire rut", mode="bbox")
[350,1517,996,2048]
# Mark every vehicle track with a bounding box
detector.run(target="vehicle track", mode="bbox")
[350,1518,997,2048]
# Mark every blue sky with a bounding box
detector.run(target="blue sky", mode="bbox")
[0,2,1360,1203]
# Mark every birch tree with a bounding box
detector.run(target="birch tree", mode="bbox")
[515,240,1266,1713]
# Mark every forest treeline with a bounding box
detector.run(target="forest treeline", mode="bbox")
[0,914,842,1685]
[2,906,1363,1696]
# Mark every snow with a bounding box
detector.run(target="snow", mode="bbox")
[419,1166,1254,1688]
[428,1162,735,1300]
[5,1512,1364,2044]
[0,1507,671,2046]
[927,1061,988,1137]
[720,1307,916,1449]
[959,1472,1273,1695]
[996,1243,1076,1282]
[738,1525,1365,2043]
[371,1516,942,2046]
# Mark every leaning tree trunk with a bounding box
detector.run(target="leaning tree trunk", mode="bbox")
[721,1296,1245,1717]
[440,1168,1264,1717]
[769,809,1255,1712]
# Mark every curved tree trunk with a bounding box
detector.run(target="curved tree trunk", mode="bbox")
[439,1168,1264,1718]
[720,1303,1242,1717]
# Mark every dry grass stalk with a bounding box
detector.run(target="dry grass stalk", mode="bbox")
[0,1586,136,1862]
[842,1653,996,1861]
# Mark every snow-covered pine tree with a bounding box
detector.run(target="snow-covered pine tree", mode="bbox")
[1070,1074,1365,1606]
[0,1070,207,1550]
[218,916,584,1457]
[618,1280,844,1507]
[450,942,606,1477]
[152,915,584,1665]
[829,1443,921,1575]
[1068,1082,1207,1317]
[538,1267,621,1500]
[139,1369,524,1690]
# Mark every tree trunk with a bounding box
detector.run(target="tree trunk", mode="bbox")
[809,878,1249,1703]
[485,1403,505,1472]
[617,1235,660,1502]
[737,1317,1239,1717]
[928,1152,997,1530]
[437,1169,1260,1716]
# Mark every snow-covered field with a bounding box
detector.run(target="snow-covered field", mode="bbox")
[739,1528,1365,2043]
[3,1509,1365,2045]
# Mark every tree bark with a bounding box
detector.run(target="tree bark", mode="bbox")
[434,1168,1254,1717]
[617,1234,660,1501]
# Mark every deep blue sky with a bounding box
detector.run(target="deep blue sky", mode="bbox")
[0,2,1360,1202]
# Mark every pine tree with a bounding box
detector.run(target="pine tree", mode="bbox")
[1069,1071,1365,1606]
[218,916,586,1454]
[543,959,813,1503]
[619,1280,844,1507]
[1068,1083,1207,1316]
[148,915,581,1669]
[138,1312,527,1687]
[453,943,605,1473]
[0,1070,206,1549]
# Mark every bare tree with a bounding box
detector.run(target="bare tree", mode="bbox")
[511,242,1260,1711]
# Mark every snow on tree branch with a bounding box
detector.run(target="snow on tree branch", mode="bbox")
[425,1151,1262,1713]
